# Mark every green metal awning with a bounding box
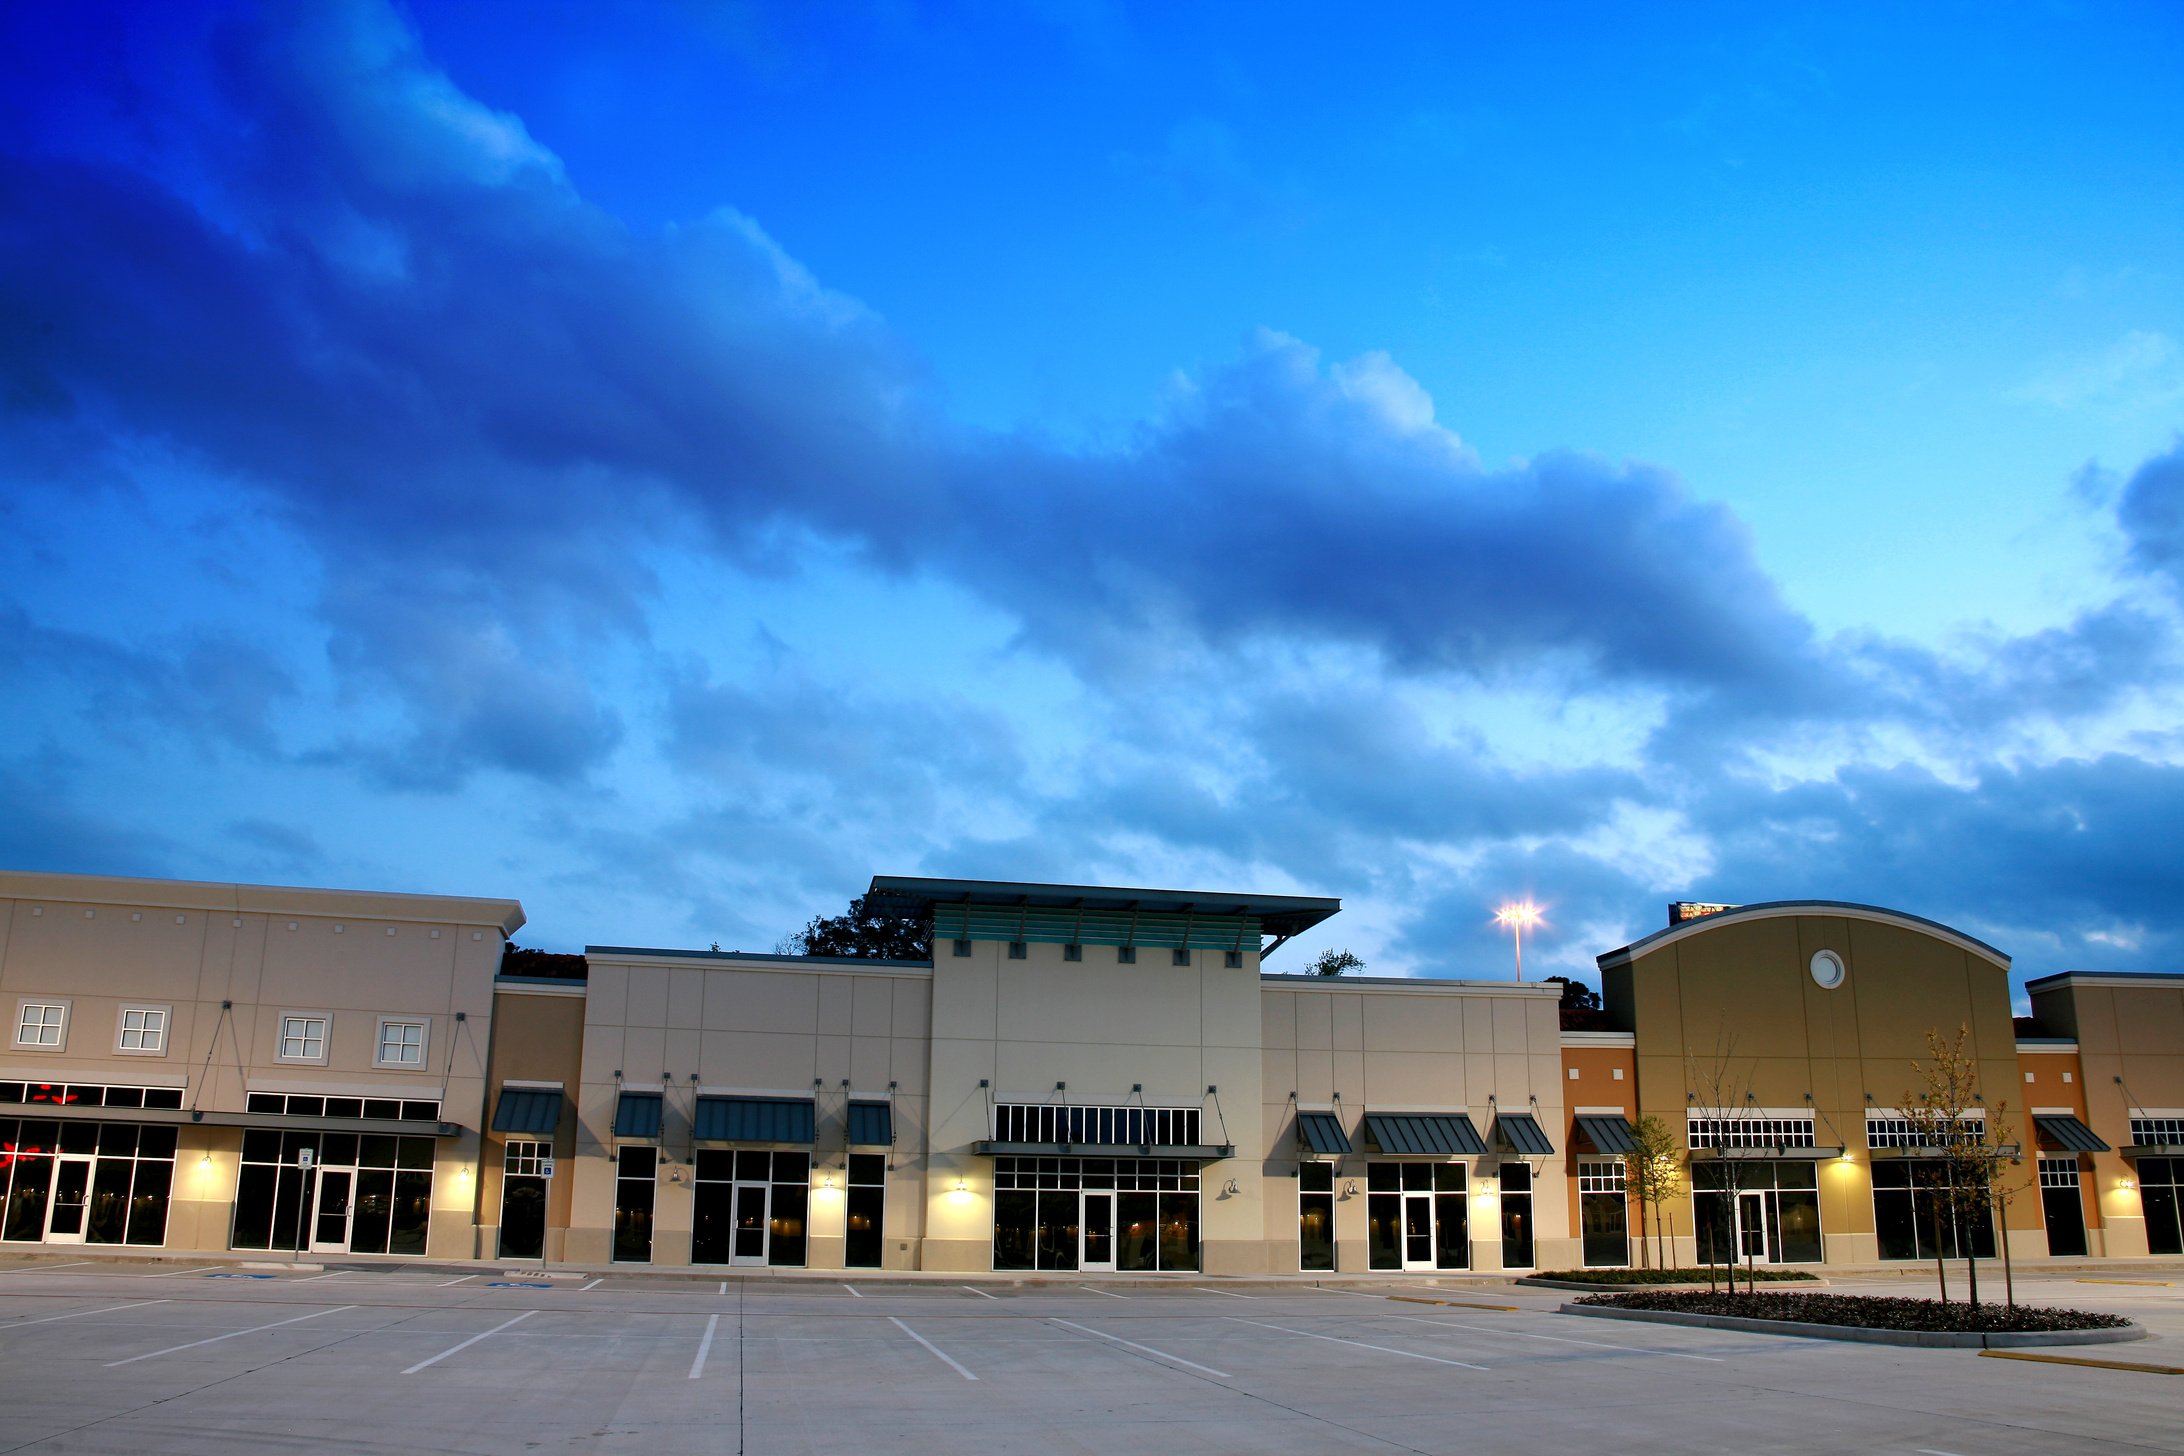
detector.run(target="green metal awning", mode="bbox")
[694,1095,814,1144]
[1573,1115,1638,1155]
[491,1087,564,1136]
[1296,1110,1353,1155]
[2033,1115,2109,1153]
[847,1100,894,1146]
[614,1091,663,1139]
[1362,1112,1487,1156]
[1495,1112,1555,1156]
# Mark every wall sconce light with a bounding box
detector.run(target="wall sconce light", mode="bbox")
[821,1172,837,1190]
[1343,1180,1359,1197]
[197,1153,214,1171]
[1223,1178,1240,1196]
[668,1166,685,1185]
[953,1177,969,1196]
[2118,1178,2137,1190]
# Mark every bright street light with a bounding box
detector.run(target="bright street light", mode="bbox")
[1494,901,1543,981]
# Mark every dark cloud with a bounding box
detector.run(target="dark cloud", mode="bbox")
[2118,440,2184,597]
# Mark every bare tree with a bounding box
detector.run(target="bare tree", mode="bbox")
[1626,1113,1684,1271]
[1686,1034,1760,1293]
[1902,1024,2012,1310]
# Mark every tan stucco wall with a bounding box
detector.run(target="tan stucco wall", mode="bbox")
[2030,977,2184,1259]
[1259,977,1568,1273]
[0,871,518,1258]
[1604,907,2037,1264]
[479,983,587,1260]
[572,953,931,1269]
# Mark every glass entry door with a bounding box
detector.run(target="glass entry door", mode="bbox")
[310,1168,355,1253]
[44,1157,91,1244]
[1736,1191,1770,1263]
[731,1183,770,1265]
[1402,1192,1436,1270]
[1081,1193,1114,1271]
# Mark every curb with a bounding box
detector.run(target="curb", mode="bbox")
[1560,1302,2149,1348]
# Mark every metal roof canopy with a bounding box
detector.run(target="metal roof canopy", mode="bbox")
[614,1091,663,1139]
[2033,1114,2109,1154]
[867,876,1340,938]
[491,1087,564,1136]
[847,1101,894,1147]
[695,1095,815,1144]
[1296,1110,1353,1155]
[1573,1115,1638,1155]
[1362,1112,1488,1157]
[1496,1112,1556,1156]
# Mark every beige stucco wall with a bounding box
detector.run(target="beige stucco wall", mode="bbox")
[0,871,520,1257]
[479,981,587,1261]
[1259,976,1568,1273]
[571,951,932,1269]
[1604,906,2038,1265]
[926,940,1265,1272]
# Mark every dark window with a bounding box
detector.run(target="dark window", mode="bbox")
[614,1146,656,1263]
[126,1158,172,1246]
[1500,1164,1534,1269]
[1581,1193,1627,1267]
[351,1169,394,1254]
[2144,1159,2182,1257]
[142,1088,183,1110]
[60,1122,97,1155]
[400,1101,441,1123]
[103,1087,143,1108]
[230,1163,276,1250]
[138,1125,177,1160]
[1367,1192,1401,1269]
[1436,1192,1469,1268]
[364,1099,400,1121]
[1037,1190,1079,1270]
[845,1182,884,1268]
[769,1180,808,1267]
[691,1178,732,1265]
[320,1132,358,1166]
[287,1096,325,1118]
[735,1149,770,1182]
[1299,1172,1335,1272]
[325,1097,363,1119]
[1158,1192,1199,1271]
[98,1124,138,1157]
[86,1158,132,1244]
[994,1190,1036,1270]
[389,1170,432,1255]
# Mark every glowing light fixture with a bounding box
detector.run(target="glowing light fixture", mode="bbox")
[1493,901,1544,981]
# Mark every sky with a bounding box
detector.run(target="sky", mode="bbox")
[3,1,2182,1005]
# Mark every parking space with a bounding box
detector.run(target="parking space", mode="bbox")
[0,1268,2177,1453]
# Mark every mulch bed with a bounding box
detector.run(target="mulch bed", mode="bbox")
[1572,1290,2131,1333]
[1535,1267,1818,1285]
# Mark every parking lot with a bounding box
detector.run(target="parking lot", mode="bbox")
[0,1260,2177,1455]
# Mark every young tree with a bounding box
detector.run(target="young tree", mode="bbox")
[1686,1034,1760,1293]
[781,894,932,960]
[1626,1114,1684,1271]
[1306,948,1365,977]
[1902,1024,2012,1310]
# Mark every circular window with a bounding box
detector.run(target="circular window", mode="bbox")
[1810,949,1846,989]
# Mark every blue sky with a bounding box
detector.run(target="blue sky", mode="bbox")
[3,1,2182,1003]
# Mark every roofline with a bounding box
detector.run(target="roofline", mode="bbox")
[586,946,934,971]
[0,869,525,935]
[1261,973,1558,997]
[2025,970,2184,991]
[867,874,1340,937]
[1595,900,2008,971]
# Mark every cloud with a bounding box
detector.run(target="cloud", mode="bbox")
[2117,440,2184,598]
[2013,330,2184,413]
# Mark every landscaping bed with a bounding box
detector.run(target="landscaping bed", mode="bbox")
[1528,1267,1819,1286]
[1572,1289,2131,1334]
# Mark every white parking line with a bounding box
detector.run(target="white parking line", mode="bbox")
[1384,1312,1725,1362]
[436,1275,475,1287]
[961,1285,998,1299]
[689,1313,719,1380]
[2,1262,93,1275]
[5,1299,166,1328]
[1194,1287,1258,1299]
[718,1281,728,1295]
[843,1285,863,1298]
[1311,1287,1384,1298]
[579,1277,604,1290]
[402,1310,538,1374]
[147,1266,223,1278]
[890,1317,978,1380]
[106,1306,356,1366]
[299,1271,347,1282]
[1230,1318,1490,1370]
[1083,1287,1129,1299]
[1050,1318,1230,1378]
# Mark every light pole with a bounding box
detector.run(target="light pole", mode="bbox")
[1494,901,1542,981]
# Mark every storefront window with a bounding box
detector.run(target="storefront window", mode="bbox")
[1298,1163,1335,1271]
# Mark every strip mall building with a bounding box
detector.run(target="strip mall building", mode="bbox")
[1,869,2178,1275]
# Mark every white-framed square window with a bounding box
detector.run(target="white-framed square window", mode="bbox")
[374,1016,429,1068]
[277,1012,331,1064]
[116,1005,171,1056]
[13,1000,68,1051]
